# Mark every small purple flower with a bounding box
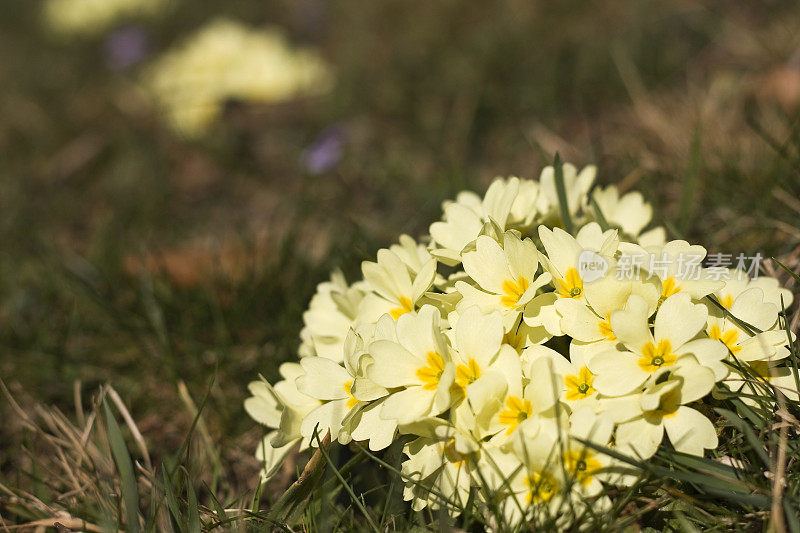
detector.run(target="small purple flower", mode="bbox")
[105,26,149,71]
[302,125,345,174]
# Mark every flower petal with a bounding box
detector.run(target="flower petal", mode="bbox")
[588,349,649,396]
[504,233,540,283]
[462,235,514,294]
[244,381,282,427]
[675,339,729,381]
[455,306,503,366]
[610,294,653,353]
[380,387,435,424]
[555,298,603,342]
[654,292,707,348]
[349,398,398,451]
[396,305,448,360]
[367,340,423,388]
[616,416,663,460]
[663,406,717,456]
[296,357,352,400]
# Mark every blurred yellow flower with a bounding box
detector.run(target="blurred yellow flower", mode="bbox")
[143,18,333,137]
[43,0,167,37]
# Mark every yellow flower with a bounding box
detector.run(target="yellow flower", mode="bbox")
[501,277,531,308]
[708,324,741,355]
[660,277,681,298]
[367,306,456,425]
[343,380,358,409]
[557,267,584,299]
[416,351,447,391]
[360,247,437,324]
[455,358,483,388]
[637,339,677,373]
[44,0,166,37]
[143,19,333,137]
[563,449,603,487]
[564,366,596,401]
[390,296,415,320]
[589,293,723,397]
[598,316,616,341]
[498,396,533,435]
[458,232,550,331]
[524,470,559,504]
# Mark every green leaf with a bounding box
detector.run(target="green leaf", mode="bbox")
[161,464,185,533]
[673,510,701,532]
[772,257,800,285]
[717,408,771,467]
[579,438,769,508]
[266,433,330,525]
[103,400,141,533]
[171,374,216,475]
[553,153,574,235]
[785,499,800,533]
[588,187,611,232]
[204,482,228,524]
[186,470,201,533]
[679,123,702,235]
[310,427,380,533]
[779,294,800,396]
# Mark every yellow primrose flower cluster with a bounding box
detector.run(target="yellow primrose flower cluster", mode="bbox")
[142,18,333,138]
[245,163,797,525]
[43,0,166,37]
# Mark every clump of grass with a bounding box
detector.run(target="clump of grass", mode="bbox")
[0,379,265,531]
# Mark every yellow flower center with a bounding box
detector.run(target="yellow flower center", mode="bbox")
[563,449,602,486]
[564,366,596,401]
[721,294,734,309]
[500,277,530,308]
[455,358,482,388]
[390,296,414,320]
[497,396,532,435]
[343,380,358,409]
[708,324,741,354]
[637,339,677,372]
[598,315,616,341]
[416,351,446,390]
[524,470,558,504]
[557,267,583,299]
[661,277,681,298]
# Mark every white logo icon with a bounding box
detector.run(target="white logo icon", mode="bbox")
[577,250,609,283]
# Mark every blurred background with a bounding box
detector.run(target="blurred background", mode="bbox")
[2,0,800,512]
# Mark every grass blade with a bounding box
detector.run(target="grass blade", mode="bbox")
[204,482,228,524]
[161,463,186,533]
[186,469,202,533]
[773,256,800,285]
[553,153,574,235]
[716,408,771,467]
[679,122,702,235]
[588,187,611,231]
[103,399,141,533]
[310,427,380,533]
